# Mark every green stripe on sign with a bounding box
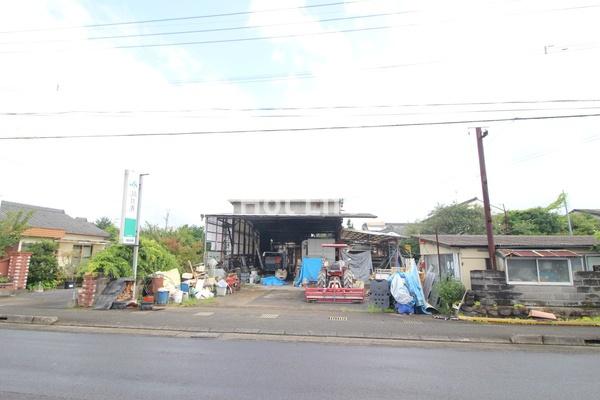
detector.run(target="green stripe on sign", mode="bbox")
[124,218,137,237]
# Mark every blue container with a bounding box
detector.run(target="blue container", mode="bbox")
[180,282,190,293]
[156,290,169,305]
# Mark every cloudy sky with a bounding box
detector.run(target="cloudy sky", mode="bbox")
[0,0,598,228]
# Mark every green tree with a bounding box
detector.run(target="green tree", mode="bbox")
[141,223,204,266]
[85,238,179,279]
[505,207,563,235]
[27,241,60,287]
[418,203,486,235]
[568,212,600,235]
[0,211,31,257]
[94,217,118,242]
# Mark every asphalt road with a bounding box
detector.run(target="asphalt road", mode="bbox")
[1,329,599,400]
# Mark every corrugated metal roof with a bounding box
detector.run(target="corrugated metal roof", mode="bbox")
[342,229,406,244]
[498,249,581,258]
[0,201,110,238]
[417,234,598,248]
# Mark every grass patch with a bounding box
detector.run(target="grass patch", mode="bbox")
[180,297,199,307]
[198,297,217,305]
[459,315,600,327]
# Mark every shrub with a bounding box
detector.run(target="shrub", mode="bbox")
[27,241,60,287]
[85,238,178,279]
[436,277,465,314]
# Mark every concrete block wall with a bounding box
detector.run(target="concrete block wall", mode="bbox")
[470,270,600,308]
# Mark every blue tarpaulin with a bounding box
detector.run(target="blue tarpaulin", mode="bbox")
[294,258,322,287]
[388,259,431,314]
[261,276,286,286]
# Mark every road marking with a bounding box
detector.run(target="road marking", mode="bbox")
[395,319,424,325]
[329,316,348,321]
[194,311,214,317]
[260,313,279,319]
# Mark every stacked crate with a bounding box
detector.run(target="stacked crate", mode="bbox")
[369,279,391,310]
[78,274,97,307]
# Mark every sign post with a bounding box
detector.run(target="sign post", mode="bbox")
[120,170,147,301]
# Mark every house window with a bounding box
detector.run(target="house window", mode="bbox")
[424,253,458,279]
[571,257,584,273]
[538,259,570,283]
[72,245,93,267]
[506,258,572,285]
[507,259,538,282]
[586,255,600,271]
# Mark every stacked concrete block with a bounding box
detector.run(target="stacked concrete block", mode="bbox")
[470,270,516,306]
[77,274,98,307]
[574,271,600,307]
[470,270,600,308]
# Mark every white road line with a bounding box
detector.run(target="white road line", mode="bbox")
[194,311,215,317]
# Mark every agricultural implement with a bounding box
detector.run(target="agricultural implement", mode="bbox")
[304,243,365,303]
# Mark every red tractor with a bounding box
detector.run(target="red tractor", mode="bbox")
[305,243,365,303]
[316,243,355,289]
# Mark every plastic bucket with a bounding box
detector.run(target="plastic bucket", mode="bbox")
[172,290,183,304]
[156,289,169,305]
[180,282,190,293]
[216,286,227,296]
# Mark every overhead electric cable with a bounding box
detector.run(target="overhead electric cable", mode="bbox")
[0,10,414,45]
[4,99,600,116]
[0,0,372,34]
[2,112,599,140]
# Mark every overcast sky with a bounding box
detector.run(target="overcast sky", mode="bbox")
[0,0,598,228]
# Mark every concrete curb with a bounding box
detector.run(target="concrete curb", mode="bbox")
[26,321,600,347]
[0,314,58,325]
[459,315,600,327]
[2,316,598,347]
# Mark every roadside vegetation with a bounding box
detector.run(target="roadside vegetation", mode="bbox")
[435,278,465,315]
[406,192,600,256]
[79,219,205,279]
[0,210,31,257]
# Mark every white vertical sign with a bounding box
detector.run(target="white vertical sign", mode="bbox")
[120,170,139,245]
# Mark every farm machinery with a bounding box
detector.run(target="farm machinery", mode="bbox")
[304,243,365,303]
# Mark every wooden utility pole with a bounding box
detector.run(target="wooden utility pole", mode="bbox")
[435,227,442,277]
[475,128,497,270]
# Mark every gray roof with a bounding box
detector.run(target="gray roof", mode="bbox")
[417,234,599,248]
[0,201,110,238]
[572,209,600,217]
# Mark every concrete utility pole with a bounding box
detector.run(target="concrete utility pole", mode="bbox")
[475,128,497,270]
[164,210,170,231]
[563,190,573,236]
[131,173,148,300]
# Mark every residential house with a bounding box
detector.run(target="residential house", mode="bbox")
[417,234,600,289]
[571,209,600,221]
[0,201,110,268]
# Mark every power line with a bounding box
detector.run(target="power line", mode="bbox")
[4,99,600,116]
[2,112,600,141]
[0,24,396,53]
[0,0,370,34]
[0,10,413,45]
